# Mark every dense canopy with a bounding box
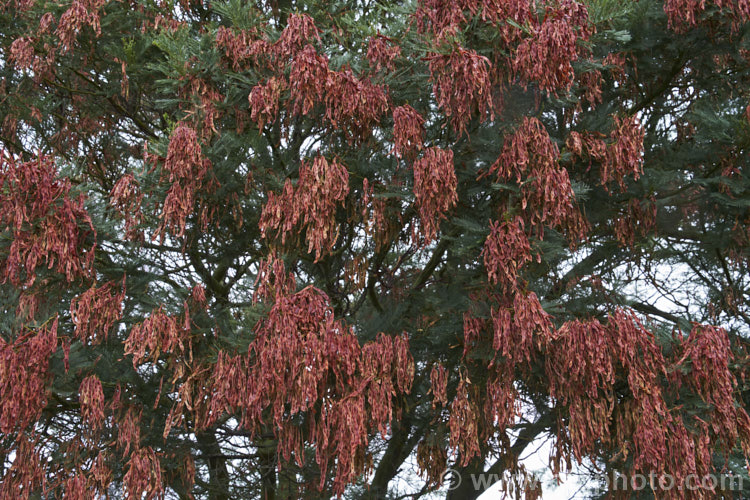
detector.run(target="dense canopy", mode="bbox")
[1,0,750,498]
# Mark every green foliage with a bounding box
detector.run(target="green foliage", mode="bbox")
[0,0,749,498]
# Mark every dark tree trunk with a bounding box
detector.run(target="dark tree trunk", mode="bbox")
[446,416,550,500]
[259,440,277,500]
[197,430,231,500]
[445,457,487,500]
[365,414,416,499]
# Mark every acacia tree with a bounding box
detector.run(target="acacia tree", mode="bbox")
[1,0,750,498]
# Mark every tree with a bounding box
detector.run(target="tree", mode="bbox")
[1,0,750,498]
